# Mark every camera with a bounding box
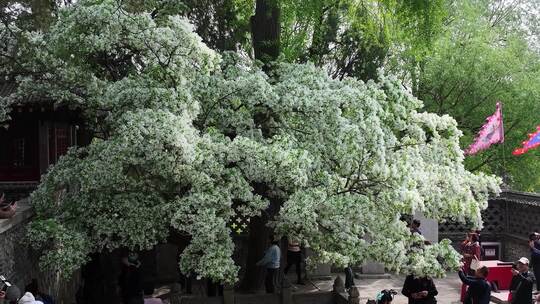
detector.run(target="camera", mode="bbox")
[0,275,12,292]
[0,275,21,301]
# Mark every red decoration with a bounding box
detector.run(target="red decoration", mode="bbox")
[512,125,540,155]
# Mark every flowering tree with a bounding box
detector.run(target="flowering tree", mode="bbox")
[0,0,500,284]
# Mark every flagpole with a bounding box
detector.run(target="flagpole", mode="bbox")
[500,102,507,184]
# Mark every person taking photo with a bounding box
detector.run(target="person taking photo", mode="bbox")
[458,264,491,304]
[510,257,535,304]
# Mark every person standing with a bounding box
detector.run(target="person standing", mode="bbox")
[344,267,354,291]
[119,252,143,304]
[529,232,540,292]
[510,257,535,304]
[410,220,422,235]
[284,238,304,285]
[401,274,438,304]
[460,233,482,302]
[461,233,481,275]
[256,235,281,293]
[458,265,491,304]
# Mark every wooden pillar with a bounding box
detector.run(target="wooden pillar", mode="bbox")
[38,120,49,175]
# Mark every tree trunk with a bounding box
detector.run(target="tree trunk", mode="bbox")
[30,0,54,30]
[250,0,280,71]
[240,0,282,291]
[240,183,282,291]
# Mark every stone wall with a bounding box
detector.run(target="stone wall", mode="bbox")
[501,234,530,263]
[439,191,540,262]
[0,212,35,290]
[0,200,80,304]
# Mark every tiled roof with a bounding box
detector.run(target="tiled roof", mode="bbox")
[0,81,53,104]
[492,190,540,206]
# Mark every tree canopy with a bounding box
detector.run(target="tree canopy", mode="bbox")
[0,0,500,284]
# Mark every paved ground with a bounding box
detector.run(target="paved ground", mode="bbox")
[160,272,466,303]
[289,272,463,303]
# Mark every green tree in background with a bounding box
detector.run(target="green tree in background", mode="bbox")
[416,0,540,191]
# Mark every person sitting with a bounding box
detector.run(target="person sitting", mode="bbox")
[401,274,438,304]
[142,286,163,304]
[458,265,491,304]
[510,257,535,304]
[0,193,17,219]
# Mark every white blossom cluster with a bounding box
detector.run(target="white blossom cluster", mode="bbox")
[0,0,500,283]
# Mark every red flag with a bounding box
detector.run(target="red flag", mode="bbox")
[464,102,504,155]
[512,126,540,155]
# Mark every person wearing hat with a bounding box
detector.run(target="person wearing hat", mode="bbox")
[510,257,535,304]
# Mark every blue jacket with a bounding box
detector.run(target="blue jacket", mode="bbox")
[257,244,281,269]
[458,271,491,304]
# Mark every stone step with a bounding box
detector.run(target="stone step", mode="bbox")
[354,273,392,280]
